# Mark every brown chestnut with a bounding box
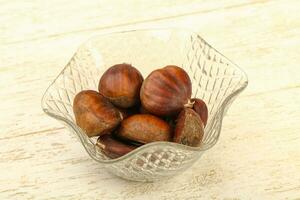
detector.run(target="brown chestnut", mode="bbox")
[96,134,138,159]
[116,114,172,143]
[98,63,144,108]
[173,108,204,147]
[113,135,144,147]
[191,98,208,127]
[140,65,192,116]
[73,90,122,137]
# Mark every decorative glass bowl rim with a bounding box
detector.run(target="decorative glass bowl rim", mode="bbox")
[41,27,248,164]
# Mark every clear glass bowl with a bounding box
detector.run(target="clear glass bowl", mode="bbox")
[41,28,248,182]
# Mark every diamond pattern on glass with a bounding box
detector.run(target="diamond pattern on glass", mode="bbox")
[42,29,247,182]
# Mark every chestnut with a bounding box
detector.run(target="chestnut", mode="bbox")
[140,65,192,116]
[73,90,122,137]
[173,108,204,147]
[98,63,144,108]
[96,134,138,159]
[191,98,208,127]
[116,114,171,143]
[112,134,144,147]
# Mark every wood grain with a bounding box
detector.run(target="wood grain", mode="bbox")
[1,87,299,199]
[0,0,263,45]
[0,0,300,199]
[1,0,299,138]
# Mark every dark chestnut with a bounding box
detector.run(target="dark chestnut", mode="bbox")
[173,108,204,147]
[116,114,171,143]
[73,90,122,137]
[140,65,192,116]
[98,63,144,108]
[191,98,208,127]
[96,134,138,159]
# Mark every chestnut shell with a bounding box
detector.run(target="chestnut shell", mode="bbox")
[140,65,192,116]
[191,98,208,127]
[99,63,144,108]
[173,108,204,147]
[116,114,171,143]
[96,134,137,159]
[73,90,122,137]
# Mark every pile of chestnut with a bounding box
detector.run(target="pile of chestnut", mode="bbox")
[73,63,208,159]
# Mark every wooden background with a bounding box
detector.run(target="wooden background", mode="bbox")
[1,0,299,199]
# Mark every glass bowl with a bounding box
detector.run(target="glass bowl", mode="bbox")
[41,28,248,182]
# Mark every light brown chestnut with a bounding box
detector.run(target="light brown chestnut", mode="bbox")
[191,98,208,127]
[140,65,192,116]
[116,114,171,143]
[96,134,138,159]
[173,108,204,147]
[99,63,144,108]
[73,90,122,137]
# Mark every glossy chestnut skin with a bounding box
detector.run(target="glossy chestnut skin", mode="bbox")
[116,114,172,143]
[73,90,122,137]
[191,98,208,127]
[99,63,144,108]
[96,134,138,159]
[173,108,204,147]
[140,65,192,116]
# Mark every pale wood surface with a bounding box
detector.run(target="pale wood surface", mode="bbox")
[0,0,300,199]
